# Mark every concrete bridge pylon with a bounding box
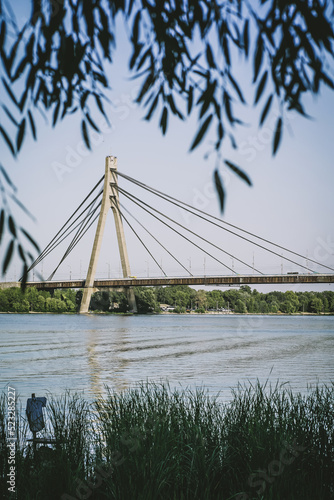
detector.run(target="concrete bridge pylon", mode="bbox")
[79,156,137,313]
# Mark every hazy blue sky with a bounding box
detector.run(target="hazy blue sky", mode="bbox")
[2,6,334,292]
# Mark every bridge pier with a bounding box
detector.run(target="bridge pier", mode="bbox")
[80,156,137,313]
[110,163,137,312]
[80,287,99,314]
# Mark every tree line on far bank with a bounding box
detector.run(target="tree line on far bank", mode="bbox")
[0,285,334,315]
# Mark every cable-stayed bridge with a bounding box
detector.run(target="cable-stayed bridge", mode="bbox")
[18,273,334,289]
[2,156,334,312]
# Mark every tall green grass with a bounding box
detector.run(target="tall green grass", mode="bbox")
[0,382,333,499]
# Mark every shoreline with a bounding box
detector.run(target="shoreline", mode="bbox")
[1,311,333,316]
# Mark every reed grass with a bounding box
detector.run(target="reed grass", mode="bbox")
[0,382,333,499]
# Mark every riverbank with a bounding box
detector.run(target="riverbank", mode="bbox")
[1,284,333,315]
[161,310,334,316]
[1,382,333,499]
[1,310,333,316]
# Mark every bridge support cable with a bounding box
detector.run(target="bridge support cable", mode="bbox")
[110,200,167,277]
[32,179,103,265]
[21,176,105,279]
[47,201,102,281]
[117,185,261,274]
[26,192,102,279]
[119,202,193,277]
[31,204,101,266]
[116,171,334,273]
[28,189,103,271]
[116,186,237,274]
[57,197,103,258]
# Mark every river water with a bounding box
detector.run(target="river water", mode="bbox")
[0,314,333,403]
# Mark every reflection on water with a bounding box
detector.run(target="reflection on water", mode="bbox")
[0,314,333,402]
[87,331,102,400]
[97,327,130,394]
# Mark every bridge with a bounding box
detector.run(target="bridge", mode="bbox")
[2,156,334,312]
[2,273,333,291]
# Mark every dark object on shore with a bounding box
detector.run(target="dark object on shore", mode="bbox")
[26,393,46,433]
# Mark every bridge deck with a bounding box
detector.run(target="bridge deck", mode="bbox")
[2,273,333,290]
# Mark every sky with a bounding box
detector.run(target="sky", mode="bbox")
[2,3,334,293]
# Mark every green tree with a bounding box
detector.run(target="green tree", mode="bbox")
[245,296,257,313]
[207,290,225,310]
[280,291,299,314]
[25,287,40,311]
[62,289,77,311]
[322,296,329,313]
[259,300,269,314]
[51,288,76,312]
[1,1,333,279]
[0,289,9,311]
[113,291,130,313]
[322,291,334,312]
[35,294,46,312]
[235,299,247,314]
[2,287,24,311]
[76,290,83,310]
[154,287,166,304]
[158,285,196,309]
[90,291,113,312]
[310,297,323,314]
[12,299,29,313]
[297,292,310,313]
[280,300,295,315]
[45,297,67,313]
[269,300,279,314]
[267,291,285,304]
[175,291,188,308]
[62,289,77,304]
[195,290,208,310]
[174,306,186,314]
[222,289,241,310]
[135,288,159,314]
